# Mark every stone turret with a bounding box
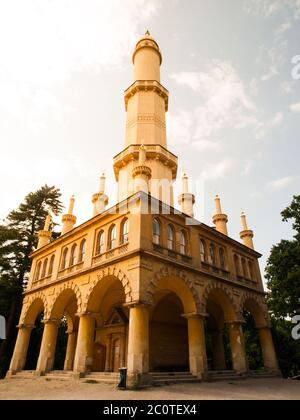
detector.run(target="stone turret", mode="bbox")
[212,195,228,235]
[61,196,77,235]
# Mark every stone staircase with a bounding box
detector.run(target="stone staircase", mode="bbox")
[248,369,281,379]
[82,372,120,384]
[208,370,246,381]
[9,370,35,379]
[44,370,75,381]
[149,372,200,385]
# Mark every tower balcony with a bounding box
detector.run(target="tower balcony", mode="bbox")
[113,144,178,181]
[124,80,169,112]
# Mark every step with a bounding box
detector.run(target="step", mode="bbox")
[153,377,200,385]
[208,370,245,381]
[11,371,35,379]
[86,372,119,377]
[149,372,192,378]
[45,371,74,381]
[83,372,119,384]
[248,370,280,378]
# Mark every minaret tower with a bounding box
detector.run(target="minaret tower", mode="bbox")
[61,196,77,235]
[37,214,52,249]
[132,145,152,194]
[113,31,178,206]
[178,173,195,217]
[212,195,228,236]
[240,211,254,249]
[92,173,109,216]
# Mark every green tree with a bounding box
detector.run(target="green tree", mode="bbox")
[265,195,300,377]
[0,185,63,376]
[266,195,300,319]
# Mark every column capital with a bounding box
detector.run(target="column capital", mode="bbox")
[17,323,36,331]
[182,312,208,320]
[75,311,98,320]
[42,318,60,326]
[66,329,78,335]
[256,324,272,331]
[123,300,153,309]
[225,319,245,326]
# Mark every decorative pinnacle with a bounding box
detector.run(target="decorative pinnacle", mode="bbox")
[68,195,75,215]
[43,214,52,232]
[145,30,150,36]
[215,195,222,214]
[241,210,249,231]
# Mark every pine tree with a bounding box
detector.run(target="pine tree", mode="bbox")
[0,185,63,375]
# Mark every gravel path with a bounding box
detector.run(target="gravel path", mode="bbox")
[0,377,299,400]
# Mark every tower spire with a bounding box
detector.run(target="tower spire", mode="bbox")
[37,214,52,249]
[92,173,109,216]
[178,173,195,217]
[61,196,77,235]
[212,195,228,236]
[113,33,178,206]
[240,211,254,249]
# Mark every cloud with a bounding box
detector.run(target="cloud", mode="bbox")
[193,140,221,152]
[290,102,300,113]
[255,112,283,139]
[169,61,283,147]
[201,159,234,180]
[0,0,160,86]
[169,61,256,146]
[261,41,287,82]
[0,0,160,132]
[276,21,292,35]
[267,176,294,190]
[244,0,300,19]
[280,80,296,94]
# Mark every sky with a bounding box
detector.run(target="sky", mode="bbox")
[0,0,299,278]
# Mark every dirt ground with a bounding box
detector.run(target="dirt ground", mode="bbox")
[0,377,299,400]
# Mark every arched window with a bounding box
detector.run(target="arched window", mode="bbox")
[78,239,86,262]
[35,261,42,281]
[180,230,187,255]
[209,243,216,265]
[241,258,248,278]
[219,248,226,270]
[97,230,105,255]
[121,219,129,244]
[248,260,253,280]
[200,239,206,262]
[41,258,48,278]
[48,255,55,276]
[70,244,77,266]
[153,218,160,245]
[234,254,240,277]
[61,248,68,270]
[167,224,175,250]
[108,225,117,250]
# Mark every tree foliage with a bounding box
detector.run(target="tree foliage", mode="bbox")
[266,195,300,319]
[265,195,300,376]
[0,185,63,377]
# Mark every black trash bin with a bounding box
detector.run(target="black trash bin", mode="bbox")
[118,367,127,389]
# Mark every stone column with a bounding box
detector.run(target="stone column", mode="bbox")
[36,319,59,374]
[63,330,78,371]
[73,314,95,374]
[8,324,34,374]
[127,304,149,376]
[211,329,227,371]
[258,326,279,371]
[228,321,247,374]
[186,314,208,379]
